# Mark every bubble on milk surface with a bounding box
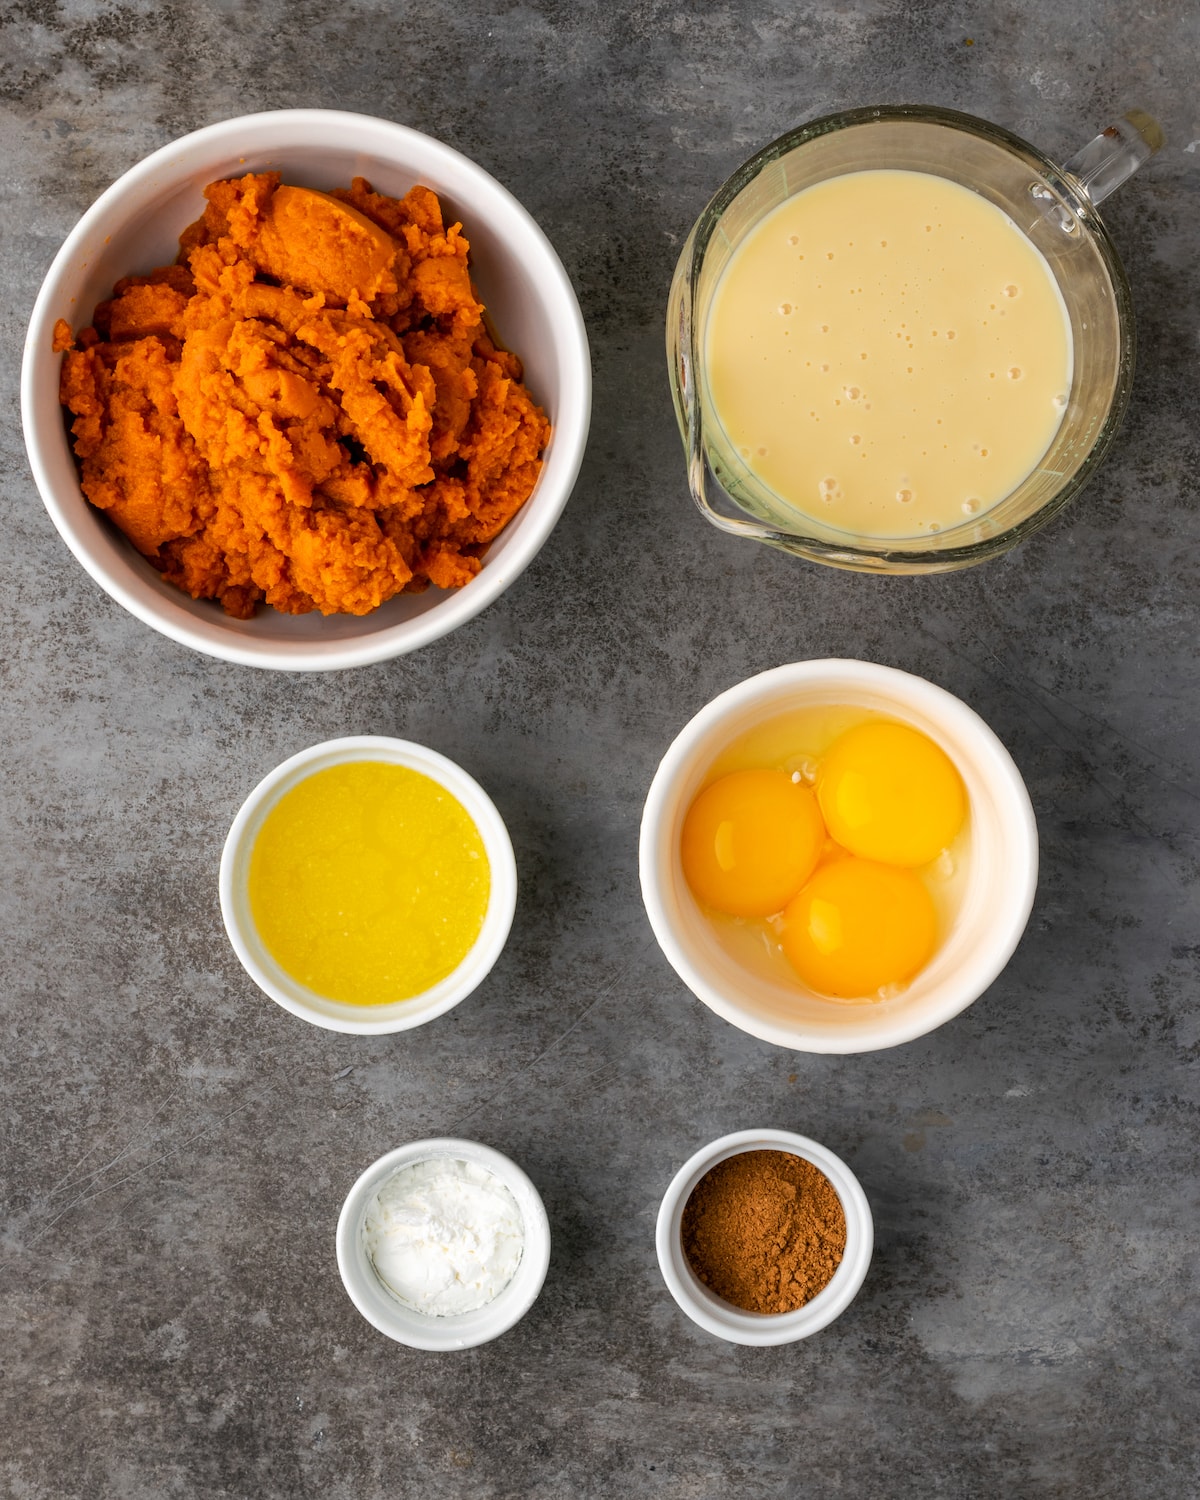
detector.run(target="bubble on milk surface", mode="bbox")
[818,477,841,504]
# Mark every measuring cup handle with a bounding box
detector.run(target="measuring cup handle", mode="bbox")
[1062,110,1164,207]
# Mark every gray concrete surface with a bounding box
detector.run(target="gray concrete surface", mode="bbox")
[2,2,1198,1496]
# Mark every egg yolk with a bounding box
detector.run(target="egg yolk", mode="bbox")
[781,856,937,998]
[817,721,965,867]
[681,769,825,917]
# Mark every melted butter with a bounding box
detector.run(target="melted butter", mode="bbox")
[248,761,490,1006]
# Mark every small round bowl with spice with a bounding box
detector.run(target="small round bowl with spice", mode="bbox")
[219,736,517,1034]
[640,658,1038,1053]
[336,1138,551,1350]
[656,1129,872,1345]
[22,108,590,670]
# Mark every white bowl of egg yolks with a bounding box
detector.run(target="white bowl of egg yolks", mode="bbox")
[639,661,1038,1053]
[220,736,517,1034]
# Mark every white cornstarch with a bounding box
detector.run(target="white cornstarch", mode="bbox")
[364,1157,524,1316]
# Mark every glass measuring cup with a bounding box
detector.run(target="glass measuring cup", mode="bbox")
[666,105,1162,573]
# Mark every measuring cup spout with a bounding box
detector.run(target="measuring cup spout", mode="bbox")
[668,235,779,545]
[1063,110,1163,207]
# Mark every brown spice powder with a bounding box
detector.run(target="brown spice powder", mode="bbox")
[681,1149,847,1314]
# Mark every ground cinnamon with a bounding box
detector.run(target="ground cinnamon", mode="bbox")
[681,1149,846,1314]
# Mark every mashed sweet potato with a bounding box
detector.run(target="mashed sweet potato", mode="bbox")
[55,172,551,618]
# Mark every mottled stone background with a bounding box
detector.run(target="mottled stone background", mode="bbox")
[2,2,1198,1496]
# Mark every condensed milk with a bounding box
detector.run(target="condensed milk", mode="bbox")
[705,169,1073,539]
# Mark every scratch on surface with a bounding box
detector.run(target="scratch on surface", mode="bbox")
[39,1134,109,1197]
[26,1206,162,1295]
[46,1080,188,1200]
[452,941,651,1130]
[44,1038,248,1204]
[966,598,1200,794]
[12,1086,275,1261]
[983,669,1192,848]
[920,617,1198,868]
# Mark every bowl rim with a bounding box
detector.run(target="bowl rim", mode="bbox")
[21,107,591,671]
[336,1137,552,1350]
[639,659,1039,1053]
[655,1128,873,1344]
[218,735,517,1034]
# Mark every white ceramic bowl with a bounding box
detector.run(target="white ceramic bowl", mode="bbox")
[337,1138,551,1350]
[656,1128,872,1345]
[219,735,517,1033]
[640,659,1038,1053]
[22,109,591,670]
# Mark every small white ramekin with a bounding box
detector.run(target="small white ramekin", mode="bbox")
[639,659,1039,1053]
[219,736,516,1034]
[23,109,590,670]
[337,1138,551,1350]
[656,1128,873,1345]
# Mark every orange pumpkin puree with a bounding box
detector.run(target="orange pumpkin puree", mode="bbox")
[54,174,551,618]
